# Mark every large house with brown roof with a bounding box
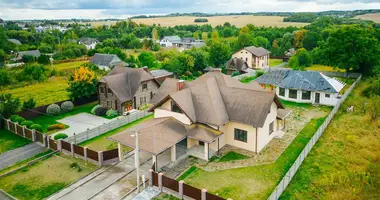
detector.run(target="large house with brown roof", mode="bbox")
[231,46,271,69]
[98,67,160,114]
[110,72,291,165]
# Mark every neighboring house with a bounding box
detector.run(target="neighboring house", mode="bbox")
[0,19,5,27]
[160,36,182,47]
[255,70,345,106]
[225,57,250,75]
[149,69,174,84]
[8,39,22,45]
[78,37,99,50]
[203,66,222,73]
[89,53,127,70]
[110,72,291,164]
[283,48,296,62]
[98,67,160,114]
[232,46,271,69]
[16,50,41,60]
[160,36,205,50]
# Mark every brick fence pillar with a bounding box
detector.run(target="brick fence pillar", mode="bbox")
[31,130,37,142]
[22,125,26,137]
[71,143,75,157]
[14,122,18,133]
[43,135,47,147]
[84,147,88,161]
[179,180,184,199]
[57,140,62,152]
[158,173,164,191]
[148,169,153,186]
[98,151,104,166]
[201,189,207,200]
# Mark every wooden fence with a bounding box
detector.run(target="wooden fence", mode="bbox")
[3,119,120,166]
[150,170,226,200]
[267,75,362,200]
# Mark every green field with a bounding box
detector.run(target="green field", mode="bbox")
[281,80,380,199]
[0,129,31,154]
[182,116,327,200]
[0,153,98,200]
[2,77,69,107]
[79,114,153,151]
[269,59,284,67]
[305,64,346,72]
[51,61,88,71]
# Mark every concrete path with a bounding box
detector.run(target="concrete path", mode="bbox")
[55,113,111,138]
[132,187,160,200]
[0,143,46,170]
[50,151,152,200]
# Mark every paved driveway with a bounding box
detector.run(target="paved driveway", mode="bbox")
[54,113,111,138]
[0,143,46,170]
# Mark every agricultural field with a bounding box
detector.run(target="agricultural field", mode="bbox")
[269,58,284,67]
[132,16,309,28]
[354,13,380,23]
[51,61,88,72]
[281,80,380,199]
[2,77,69,107]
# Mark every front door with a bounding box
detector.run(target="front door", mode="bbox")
[125,101,133,112]
[315,93,320,104]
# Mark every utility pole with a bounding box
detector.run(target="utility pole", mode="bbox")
[135,129,140,194]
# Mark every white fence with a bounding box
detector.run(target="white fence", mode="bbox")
[267,75,362,200]
[64,110,152,144]
[232,70,256,80]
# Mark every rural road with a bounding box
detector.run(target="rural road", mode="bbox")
[0,143,46,170]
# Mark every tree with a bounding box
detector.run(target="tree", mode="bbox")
[237,33,253,49]
[151,27,159,42]
[185,48,209,72]
[202,32,208,42]
[209,41,231,67]
[164,53,194,76]
[302,31,321,50]
[138,51,159,69]
[318,25,380,74]
[23,98,36,109]
[223,27,234,37]
[22,55,35,63]
[38,54,51,65]
[211,30,219,41]
[67,67,98,101]
[293,29,307,49]
[288,56,300,70]
[0,94,21,118]
[296,48,312,67]
[0,50,5,64]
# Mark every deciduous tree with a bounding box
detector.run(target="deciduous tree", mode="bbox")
[67,67,98,101]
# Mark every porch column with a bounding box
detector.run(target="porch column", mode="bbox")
[255,57,258,67]
[152,155,157,171]
[204,143,209,161]
[118,143,123,161]
[171,145,176,162]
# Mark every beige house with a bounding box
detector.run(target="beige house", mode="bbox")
[110,72,291,169]
[232,46,271,69]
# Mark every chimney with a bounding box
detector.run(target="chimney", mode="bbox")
[177,80,185,91]
[142,66,150,73]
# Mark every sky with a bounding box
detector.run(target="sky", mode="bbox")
[0,0,379,20]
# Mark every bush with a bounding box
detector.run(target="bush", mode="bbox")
[10,115,25,124]
[61,101,74,112]
[106,109,119,118]
[37,54,51,65]
[91,105,101,115]
[70,162,82,172]
[21,120,34,128]
[54,133,68,140]
[256,70,264,78]
[30,124,43,132]
[95,106,108,116]
[10,115,19,122]
[23,98,36,109]
[194,18,208,23]
[362,76,380,98]
[48,123,66,131]
[46,104,61,116]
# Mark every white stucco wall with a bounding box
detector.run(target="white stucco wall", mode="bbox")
[154,100,192,125]
[160,39,173,47]
[276,87,339,106]
[220,121,257,152]
[232,50,253,68]
[232,49,269,69]
[256,102,278,152]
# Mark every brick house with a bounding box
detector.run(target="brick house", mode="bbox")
[98,67,160,114]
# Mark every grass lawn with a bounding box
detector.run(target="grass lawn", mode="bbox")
[240,76,257,83]
[269,59,284,67]
[32,102,97,133]
[0,153,98,200]
[79,114,154,151]
[51,61,87,72]
[0,129,32,154]
[182,116,327,200]
[281,80,380,199]
[217,152,250,162]
[305,64,346,72]
[2,77,69,107]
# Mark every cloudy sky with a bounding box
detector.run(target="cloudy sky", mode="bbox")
[0,0,379,20]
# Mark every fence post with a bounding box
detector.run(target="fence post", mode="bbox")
[31,130,37,142]
[98,151,104,166]
[57,140,62,152]
[179,180,184,199]
[201,189,207,200]
[43,134,47,147]
[71,143,75,157]
[158,173,163,191]
[84,147,88,161]
[14,122,18,133]
[22,125,26,137]
[148,169,153,186]
[6,119,10,130]
[142,175,146,189]
[47,136,51,149]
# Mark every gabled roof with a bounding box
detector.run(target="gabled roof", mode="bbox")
[150,72,284,128]
[162,36,181,42]
[8,39,22,45]
[78,37,98,45]
[17,50,40,58]
[90,53,121,66]
[255,70,345,93]
[226,57,249,72]
[99,67,157,103]
[244,46,271,57]
[150,69,173,78]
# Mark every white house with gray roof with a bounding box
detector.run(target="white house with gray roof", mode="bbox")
[89,53,127,70]
[255,70,346,106]
[78,37,99,50]
[159,36,182,47]
[232,46,271,69]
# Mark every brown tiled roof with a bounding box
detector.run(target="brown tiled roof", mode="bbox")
[244,46,271,57]
[150,72,284,128]
[99,67,157,103]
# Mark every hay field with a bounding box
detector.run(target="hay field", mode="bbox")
[354,13,380,23]
[131,15,309,28]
